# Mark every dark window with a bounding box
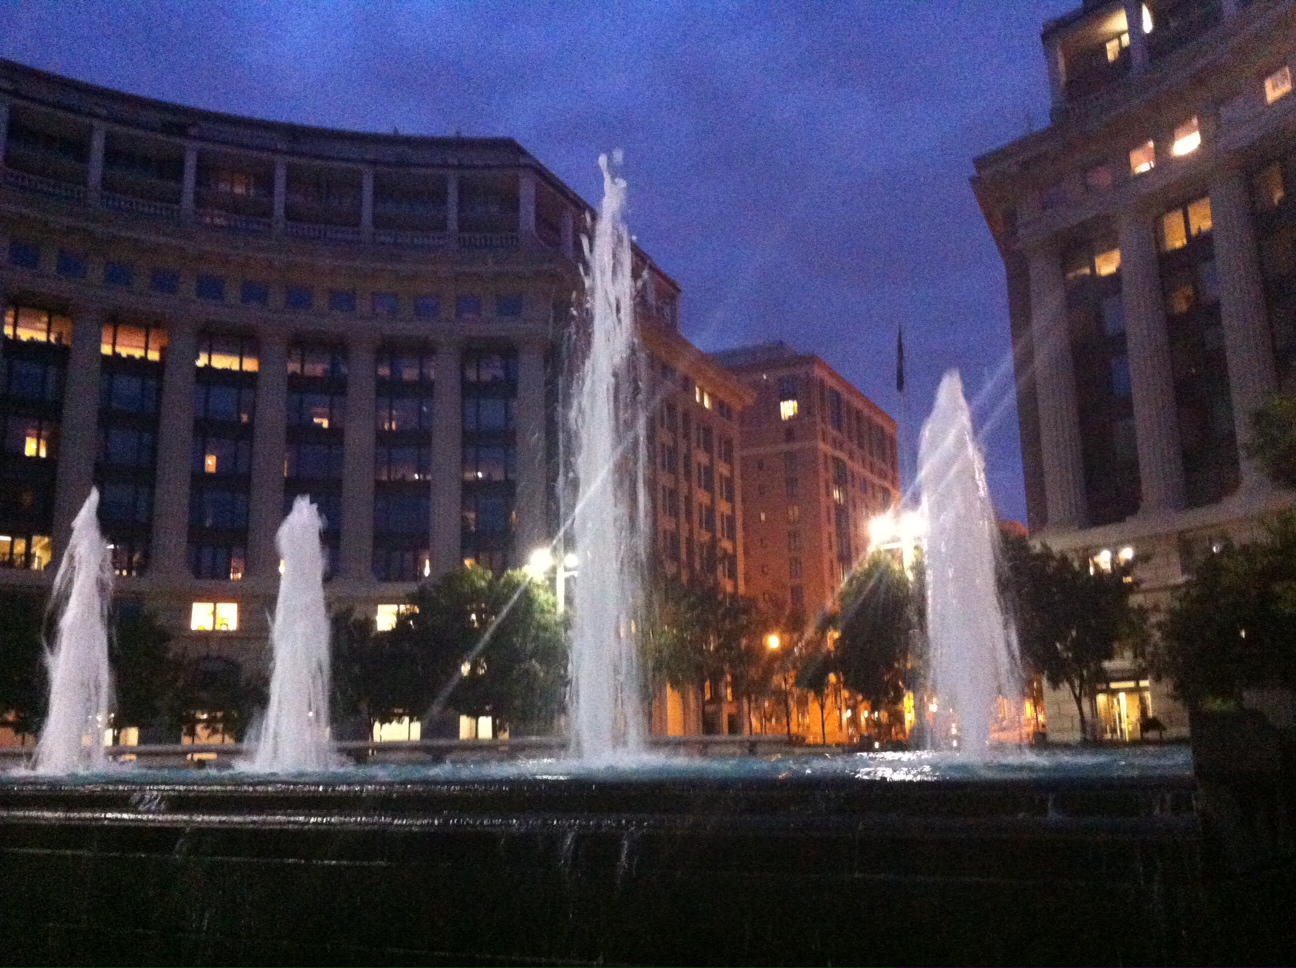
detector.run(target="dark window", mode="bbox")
[189,487,249,529]
[462,444,515,482]
[496,293,524,317]
[100,372,161,415]
[100,482,153,524]
[285,287,313,311]
[462,396,513,432]
[103,261,134,288]
[329,289,357,313]
[374,492,429,534]
[8,240,40,270]
[100,425,154,468]
[150,268,180,295]
[56,250,87,279]
[456,295,482,319]
[372,293,399,317]
[414,295,440,319]
[241,281,270,306]
[196,274,226,302]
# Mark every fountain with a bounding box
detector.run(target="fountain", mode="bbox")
[918,371,1020,750]
[247,496,334,772]
[0,163,1214,965]
[567,151,646,758]
[31,488,113,775]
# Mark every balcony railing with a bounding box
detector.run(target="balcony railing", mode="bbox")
[373,228,449,248]
[102,190,181,219]
[197,209,273,234]
[2,166,86,203]
[459,231,519,250]
[284,221,363,243]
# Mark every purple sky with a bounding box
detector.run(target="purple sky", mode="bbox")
[0,0,1075,523]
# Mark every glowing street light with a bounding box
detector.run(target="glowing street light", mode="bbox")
[765,632,781,651]
[528,546,577,614]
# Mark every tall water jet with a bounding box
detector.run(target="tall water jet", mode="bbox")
[568,152,646,758]
[918,371,1019,751]
[249,496,333,771]
[33,489,113,774]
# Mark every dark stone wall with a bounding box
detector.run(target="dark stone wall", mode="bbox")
[0,775,1208,965]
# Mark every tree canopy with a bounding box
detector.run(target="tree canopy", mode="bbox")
[1001,534,1147,739]
[0,590,45,737]
[1246,390,1296,489]
[1157,512,1296,706]
[830,551,923,713]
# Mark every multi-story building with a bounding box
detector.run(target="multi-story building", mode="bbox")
[712,342,900,619]
[972,0,1296,741]
[0,60,746,738]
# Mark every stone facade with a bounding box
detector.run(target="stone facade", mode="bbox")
[973,0,1296,741]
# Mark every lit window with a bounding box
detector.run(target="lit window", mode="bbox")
[1160,210,1188,252]
[1090,549,1113,574]
[1265,65,1292,105]
[780,399,799,421]
[703,391,712,410]
[1187,196,1212,237]
[1117,546,1135,565]
[372,716,421,742]
[1129,140,1155,175]
[24,429,48,458]
[1094,248,1121,277]
[190,602,239,631]
[1141,3,1153,33]
[375,603,417,632]
[1105,32,1129,63]
[1171,117,1200,157]
[205,454,218,474]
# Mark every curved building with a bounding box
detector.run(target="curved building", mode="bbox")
[0,59,750,720]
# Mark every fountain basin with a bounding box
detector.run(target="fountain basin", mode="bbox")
[0,748,1211,965]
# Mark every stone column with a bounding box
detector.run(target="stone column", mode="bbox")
[1119,209,1186,514]
[149,316,197,576]
[340,335,377,582]
[431,339,462,576]
[561,208,575,260]
[1026,242,1087,530]
[273,159,287,235]
[1123,0,1149,74]
[51,306,103,566]
[0,97,9,169]
[519,169,537,245]
[515,339,548,556]
[247,330,288,579]
[1211,166,1278,490]
[445,171,459,244]
[86,122,106,205]
[181,144,197,219]
[360,166,374,243]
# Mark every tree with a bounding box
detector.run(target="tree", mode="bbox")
[1001,535,1147,741]
[1158,512,1296,707]
[164,655,265,743]
[831,552,922,717]
[394,565,567,735]
[1246,390,1296,489]
[0,591,45,739]
[109,605,182,738]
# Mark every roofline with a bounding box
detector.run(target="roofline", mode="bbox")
[710,344,896,427]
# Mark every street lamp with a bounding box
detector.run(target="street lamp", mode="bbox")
[527,546,578,614]
[765,632,780,651]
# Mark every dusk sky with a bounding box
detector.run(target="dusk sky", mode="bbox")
[0,0,1076,523]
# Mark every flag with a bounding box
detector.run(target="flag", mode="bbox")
[895,325,905,395]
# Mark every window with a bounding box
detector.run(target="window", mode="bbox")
[1105,31,1130,62]
[1101,294,1126,337]
[1160,209,1188,252]
[0,534,52,570]
[6,417,58,458]
[462,444,515,481]
[377,347,435,383]
[414,295,440,319]
[189,545,245,581]
[287,393,345,430]
[55,250,87,280]
[1110,354,1132,398]
[194,383,255,423]
[462,396,513,432]
[329,289,357,313]
[1129,140,1155,175]
[787,530,801,551]
[372,292,399,317]
[193,435,251,475]
[101,372,161,414]
[1171,117,1200,157]
[196,274,226,301]
[1085,164,1114,191]
[787,505,801,523]
[375,604,417,632]
[1186,197,1212,237]
[790,585,804,609]
[496,293,523,317]
[780,399,799,420]
[285,287,313,312]
[8,239,40,269]
[1265,65,1292,105]
[190,602,239,632]
[241,281,270,307]
[4,306,73,344]
[1094,248,1121,277]
[101,323,167,361]
[150,268,180,295]
[103,261,134,288]
[789,557,802,580]
[287,345,346,380]
[456,295,482,319]
[197,333,259,372]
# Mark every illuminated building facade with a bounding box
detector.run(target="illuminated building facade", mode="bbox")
[973,0,1296,741]
[0,60,745,731]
